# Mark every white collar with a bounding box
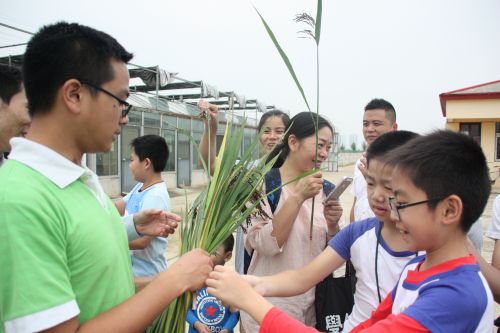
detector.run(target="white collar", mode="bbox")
[8,137,86,189]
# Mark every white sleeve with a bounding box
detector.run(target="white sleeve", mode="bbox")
[486,195,500,240]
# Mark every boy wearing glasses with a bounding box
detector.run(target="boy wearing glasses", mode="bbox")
[206,131,421,332]
[351,130,494,332]
[187,234,239,333]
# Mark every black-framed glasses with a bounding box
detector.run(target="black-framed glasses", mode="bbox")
[388,196,445,221]
[81,81,132,117]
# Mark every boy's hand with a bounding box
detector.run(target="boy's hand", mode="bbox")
[133,209,180,237]
[324,198,343,231]
[171,249,213,291]
[193,321,211,333]
[206,265,256,310]
[294,171,323,202]
[358,152,368,179]
[198,99,218,131]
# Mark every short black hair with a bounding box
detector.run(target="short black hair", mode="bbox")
[365,98,396,123]
[222,234,235,253]
[387,130,491,232]
[366,130,419,165]
[23,22,133,116]
[131,135,169,172]
[257,109,291,132]
[0,64,23,104]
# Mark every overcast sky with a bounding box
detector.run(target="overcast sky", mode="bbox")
[1,0,500,146]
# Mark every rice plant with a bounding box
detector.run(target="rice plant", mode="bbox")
[255,0,323,240]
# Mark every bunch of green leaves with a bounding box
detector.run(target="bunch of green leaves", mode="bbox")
[148,119,279,333]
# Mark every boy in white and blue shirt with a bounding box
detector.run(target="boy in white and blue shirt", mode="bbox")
[117,134,171,277]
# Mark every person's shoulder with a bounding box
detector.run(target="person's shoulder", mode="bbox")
[349,217,379,235]
[336,217,379,245]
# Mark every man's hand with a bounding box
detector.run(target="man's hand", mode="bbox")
[193,321,211,333]
[170,249,213,291]
[133,209,180,237]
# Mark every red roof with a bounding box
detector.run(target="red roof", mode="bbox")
[439,80,500,116]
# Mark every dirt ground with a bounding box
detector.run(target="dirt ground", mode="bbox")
[165,163,500,330]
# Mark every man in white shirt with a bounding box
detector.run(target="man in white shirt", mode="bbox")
[349,98,397,222]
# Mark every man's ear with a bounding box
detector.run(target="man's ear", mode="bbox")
[61,79,84,115]
[392,122,398,131]
[441,194,463,226]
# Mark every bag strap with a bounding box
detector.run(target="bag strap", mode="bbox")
[374,223,419,304]
[375,223,383,304]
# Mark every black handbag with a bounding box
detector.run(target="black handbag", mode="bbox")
[315,261,356,332]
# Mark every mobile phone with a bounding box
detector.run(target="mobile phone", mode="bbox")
[324,176,353,203]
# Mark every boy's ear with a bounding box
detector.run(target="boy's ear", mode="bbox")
[144,157,152,169]
[224,251,233,263]
[440,194,463,226]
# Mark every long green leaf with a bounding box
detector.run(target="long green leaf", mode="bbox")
[254,7,311,113]
[315,0,322,45]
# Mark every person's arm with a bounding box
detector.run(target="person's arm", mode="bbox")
[221,309,239,331]
[186,306,199,327]
[115,199,126,216]
[198,100,219,175]
[471,195,500,302]
[134,276,155,293]
[468,239,500,302]
[271,172,323,247]
[40,249,213,333]
[249,247,345,297]
[129,235,155,250]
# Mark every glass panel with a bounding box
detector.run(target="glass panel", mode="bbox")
[178,132,190,159]
[162,115,177,130]
[96,140,118,176]
[144,112,161,127]
[144,127,159,136]
[459,123,481,145]
[128,111,142,126]
[191,132,203,170]
[178,118,191,131]
[162,129,176,171]
[192,119,204,132]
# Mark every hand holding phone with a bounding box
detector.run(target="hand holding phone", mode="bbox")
[323,176,353,203]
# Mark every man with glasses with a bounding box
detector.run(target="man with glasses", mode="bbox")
[0,22,213,333]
